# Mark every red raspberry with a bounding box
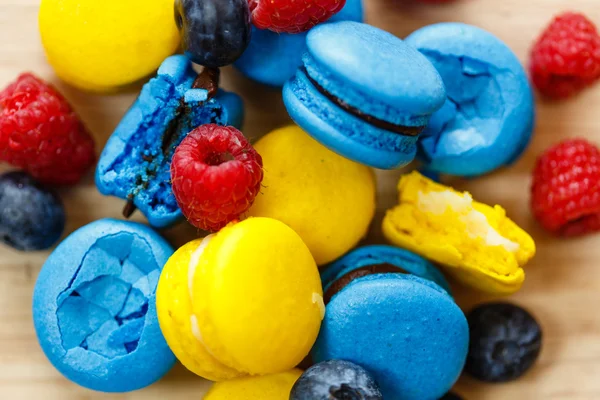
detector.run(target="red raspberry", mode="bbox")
[531,138,600,236]
[530,12,600,98]
[0,73,95,185]
[171,124,263,232]
[249,0,346,34]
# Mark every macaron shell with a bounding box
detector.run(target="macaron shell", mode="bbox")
[192,218,324,375]
[313,274,469,400]
[204,369,303,400]
[321,245,451,294]
[247,126,376,265]
[283,74,418,169]
[155,240,242,381]
[382,171,535,294]
[406,23,535,177]
[32,219,175,392]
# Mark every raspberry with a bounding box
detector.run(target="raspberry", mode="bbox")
[171,124,263,232]
[531,138,600,236]
[530,12,600,98]
[0,73,95,185]
[249,0,346,34]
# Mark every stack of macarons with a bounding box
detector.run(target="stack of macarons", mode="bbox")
[28,1,547,399]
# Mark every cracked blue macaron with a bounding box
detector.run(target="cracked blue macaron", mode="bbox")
[32,219,175,392]
[96,55,244,228]
[320,245,451,297]
[283,21,446,170]
[405,23,535,177]
[233,0,364,87]
[314,257,468,400]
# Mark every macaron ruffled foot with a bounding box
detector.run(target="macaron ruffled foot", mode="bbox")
[382,171,536,294]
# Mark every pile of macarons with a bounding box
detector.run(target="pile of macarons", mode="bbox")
[7,0,600,398]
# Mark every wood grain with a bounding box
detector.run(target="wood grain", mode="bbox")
[1,0,600,398]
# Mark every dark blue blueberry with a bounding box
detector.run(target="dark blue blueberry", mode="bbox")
[465,302,542,383]
[175,0,251,68]
[290,360,383,400]
[439,392,464,400]
[0,171,65,251]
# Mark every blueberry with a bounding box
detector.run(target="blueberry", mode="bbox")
[0,171,65,251]
[175,0,251,68]
[465,302,542,382]
[290,360,383,400]
[439,392,464,400]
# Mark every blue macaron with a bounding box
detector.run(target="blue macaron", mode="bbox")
[321,245,451,295]
[32,219,175,392]
[405,23,535,177]
[283,21,446,169]
[314,249,468,400]
[233,0,364,87]
[96,55,244,228]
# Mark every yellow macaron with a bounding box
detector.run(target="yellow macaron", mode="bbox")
[204,369,302,400]
[156,218,324,381]
[39,0,180,92]
[382,171,536,294]
[247,125,376,266]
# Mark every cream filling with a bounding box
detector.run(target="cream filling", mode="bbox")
[313,292,326,320]
[417,190,520,253]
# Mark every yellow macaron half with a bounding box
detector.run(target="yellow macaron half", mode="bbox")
[156,218,324,380]
[382,171,536,294]
[204,369,303,400]
[247,125,376,266]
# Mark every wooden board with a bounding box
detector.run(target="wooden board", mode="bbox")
[1,0,599,398]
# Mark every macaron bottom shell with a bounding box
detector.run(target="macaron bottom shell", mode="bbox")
[204,369,303,400]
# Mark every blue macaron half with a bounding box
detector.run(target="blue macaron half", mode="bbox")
[283,21,446,170]
[32,219,176,392]
[313,273,468,400]
[405,23,535,177]
[233,0,364,87]
[321,245,451,295]
[96,55,244,228]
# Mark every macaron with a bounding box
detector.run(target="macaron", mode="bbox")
[283,21,446,169]
[96,55,244,228]
[321,245,451,297]
[382,171,536,294]
[156,217,324,381]
[204,369,303,400]
[405,23,535,177]
[39,0,180,93]
[313,270,468,399]
[247,125,376,265]
[32,219,175,392]
[233,0,364,87]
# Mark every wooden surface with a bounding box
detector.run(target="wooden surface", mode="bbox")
[1,0,600,398]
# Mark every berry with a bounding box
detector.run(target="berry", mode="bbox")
[249,0,346,34]
[465,302,542,383]
[530,12,600,98]
[531,138,600,236]
[171,124,263,232]
[0,171,65,251]
[175,0,251,68]
[290,360,383,400]
[439,393,464,400]
[0,73,95,185]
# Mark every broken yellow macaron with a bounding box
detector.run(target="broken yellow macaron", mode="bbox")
[204,369,302,400]
[156,218,324,381]
[247,125,376,266]
[382,171,535,294]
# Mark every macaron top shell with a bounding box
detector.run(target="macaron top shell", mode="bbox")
[192,218,323,375]
[204,369,303,400]
[405,23,535,176]
[321,245,451,294]
[306,21,446,126]
[313,274,468,400]
[32,219,175,392]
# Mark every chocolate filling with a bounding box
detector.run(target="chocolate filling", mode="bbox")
[302,68,425,137]
[121,67,221,218]
[323,263,406,305]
